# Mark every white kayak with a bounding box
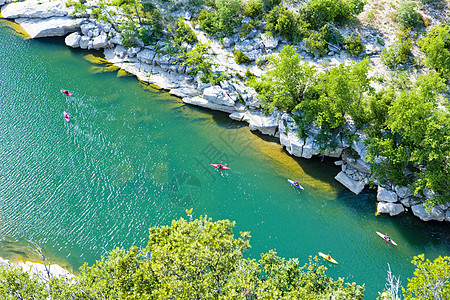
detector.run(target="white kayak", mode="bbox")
[376,231,398,246]
[288,179,304,190]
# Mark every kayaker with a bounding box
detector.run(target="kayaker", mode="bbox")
[218,164,223,169]
[327,251,331,260]
[295,181,299,186]
[385,233,390,243]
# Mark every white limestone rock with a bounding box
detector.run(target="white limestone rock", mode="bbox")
[346,158,371,174]
[352,130,368,159]
[279,131,304,157]
[301,135,321,159]
[136,49,156,64]
[183,96,237,114]
[15,17,84,38]
[169,87,199,98]
[92,32,107,49]
[114,45,128,58]
[377,186,398,203]
[242,111,279,136]
[399,197,411,208]
[411,204,446,222]
[377,202,405,216]
[18,261,74,281]
[65,31,81,48]
[235,40,254,52]
[202,86,235,107]
[127,47,141,58]
[335,171,366,195]
[79,35,90,49]
[395,185,412,199]
[446,210,450,222]
[261,33,279,49]
[1,0,70,19]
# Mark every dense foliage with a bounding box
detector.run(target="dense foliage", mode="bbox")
[252,44,450,207]
[403,254,450,299]
[396,1,422,29]
[0,216,365,299]
[418,24,450,78]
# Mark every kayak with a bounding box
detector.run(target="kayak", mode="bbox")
[288,179,304,190]
[63,111,70,122]
[210,164,230,170]
[61,89,72,96]
[376,231,398,246]
[318,252,338,264]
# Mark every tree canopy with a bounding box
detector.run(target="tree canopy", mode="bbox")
[0,215,365,299]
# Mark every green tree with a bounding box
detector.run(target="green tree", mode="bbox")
[396,1,422,29]
[0,265,45,299]
[403,255,450,300]
[300,59,372,130]
[250,45,317,112]
[418,24,450,78]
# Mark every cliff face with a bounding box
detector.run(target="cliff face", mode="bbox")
[1,0,449,222]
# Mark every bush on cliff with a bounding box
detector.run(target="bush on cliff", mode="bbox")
[418,24,450,78]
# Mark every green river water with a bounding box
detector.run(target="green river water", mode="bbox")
[0,20,448,298]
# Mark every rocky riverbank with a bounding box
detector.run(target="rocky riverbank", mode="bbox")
[1,0,449,222]
[0,256,73,281]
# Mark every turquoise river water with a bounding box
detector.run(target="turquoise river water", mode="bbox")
[0,20,448,298]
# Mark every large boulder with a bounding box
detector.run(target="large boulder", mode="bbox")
[395,185,412,199]
[335,171,366,195]
[92,32,108,49]
[377,186,398,203]
[1,0,71,19]
[202,86,235,107]
[235,41,254,52]
[260,33,279,49]
[411,204,446,222]
[79,35,90,49]
[65,31,81,48]
[279,131,304,157]
[15,17,84,38]
[136,49,156,64]
[240,111,279,136]
[377,202,405,216]
[183,96,237,114]
[302,135,320,159]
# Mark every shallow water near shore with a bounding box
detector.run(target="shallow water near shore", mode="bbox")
[0,23,448,298]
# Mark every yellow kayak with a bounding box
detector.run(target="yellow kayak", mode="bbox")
[318,252,338,264]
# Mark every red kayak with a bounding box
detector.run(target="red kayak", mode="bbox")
[63,111,70,122]
[211,164,230,170]
[61,89,72,96]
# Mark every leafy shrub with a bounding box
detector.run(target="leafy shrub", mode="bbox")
[418,24,450,78]
[304,25,330,57]
[245,68,255,77]
[216,0,242,34]
[262,0,281,12]
[179,43,212,78]
[243,0,263,18]
[381,30,413,68]
[344,34,365,56]
[198,10,219,34]
[299,0,366,29]
[175,18,198,45]
[396,1,421,29]
[234,49,250,64]
[265,6,303,42]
